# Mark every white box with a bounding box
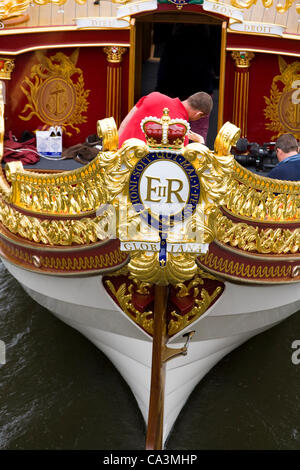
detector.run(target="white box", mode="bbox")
[36,127,62,157]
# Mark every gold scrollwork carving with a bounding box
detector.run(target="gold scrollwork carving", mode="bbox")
[105,268,223,336]
[128,252,199,286]
[175,268,220,297]
[4,136,149,215]
[225,161,300,222]
[0,1,30,20]
[97,117,119,151]
[230,0,296,12]
[105,279,154,335]
[168,286,223,336]
[0,0,88,20]
[0,199,115,246]
[215,211,300,254]
[214,121,241,156]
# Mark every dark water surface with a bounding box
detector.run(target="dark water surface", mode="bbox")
[1,260,300,450]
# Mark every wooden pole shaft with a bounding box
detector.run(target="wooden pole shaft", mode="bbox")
[145,284,169,450]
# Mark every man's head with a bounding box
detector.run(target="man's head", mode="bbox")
[182,92,213,121]
[275,134,299,162]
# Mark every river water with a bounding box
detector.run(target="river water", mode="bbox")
[1,259,300,450]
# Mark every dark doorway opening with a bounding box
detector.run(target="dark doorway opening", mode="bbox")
[135,16,222,149]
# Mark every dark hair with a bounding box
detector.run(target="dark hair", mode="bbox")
[187,92,213,115]
[275,134,298,154]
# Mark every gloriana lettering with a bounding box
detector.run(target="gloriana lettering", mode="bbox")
[120,241,160,252]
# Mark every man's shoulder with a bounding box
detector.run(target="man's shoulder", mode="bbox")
[145,92,171,101]
[268,154,300,180]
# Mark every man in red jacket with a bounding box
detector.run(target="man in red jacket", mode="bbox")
[118,91,213,147]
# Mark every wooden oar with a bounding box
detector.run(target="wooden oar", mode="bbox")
[145,284,192,449]
[145,284,168,450]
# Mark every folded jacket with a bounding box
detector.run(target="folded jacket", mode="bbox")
[62,143,99,162]
[3,131,40,165]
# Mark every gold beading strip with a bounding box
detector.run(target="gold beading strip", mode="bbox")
[200,251,292,279]
[0,238,127,272]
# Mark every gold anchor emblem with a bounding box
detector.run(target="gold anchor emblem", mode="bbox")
[47,82,68,117]
[18,49,90,136]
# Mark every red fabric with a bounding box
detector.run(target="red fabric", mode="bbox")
[3,132,39,165]
[119,92,189,147]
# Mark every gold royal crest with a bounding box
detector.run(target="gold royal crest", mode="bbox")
[264,56,300,140]
[18,49,90,136]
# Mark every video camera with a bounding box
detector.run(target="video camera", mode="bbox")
[233,138,277,172]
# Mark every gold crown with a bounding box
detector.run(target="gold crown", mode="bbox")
[140,108,190,150]
[0,58,15,80]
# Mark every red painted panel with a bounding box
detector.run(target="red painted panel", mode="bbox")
[223,50,299,144]
[5,45,129,148]
[227,33,300,57]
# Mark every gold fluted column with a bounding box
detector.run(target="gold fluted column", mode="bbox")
[231,51,254,138]
[103,46,127,128]
[0,58,14,191]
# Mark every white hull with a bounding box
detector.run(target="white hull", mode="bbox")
[3,259,300,446]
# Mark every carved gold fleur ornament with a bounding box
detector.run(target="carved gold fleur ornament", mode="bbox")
[18,49,90,137]
[119,121,239,287]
